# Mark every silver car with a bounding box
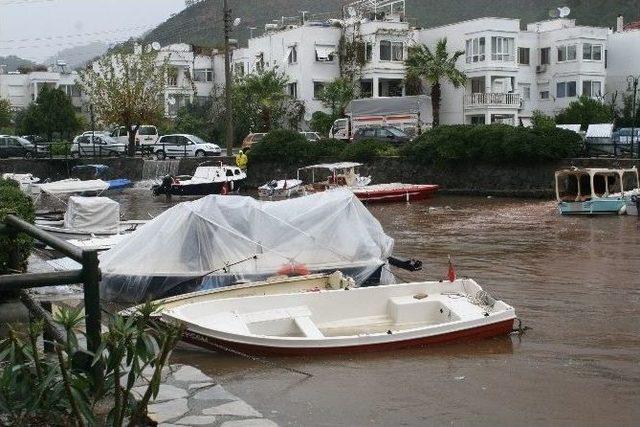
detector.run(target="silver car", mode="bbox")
[71,134,127,157]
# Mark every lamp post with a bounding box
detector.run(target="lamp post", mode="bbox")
[627,74,640,158]
[223,0,234,157]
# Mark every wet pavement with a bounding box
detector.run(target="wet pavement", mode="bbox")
[39,190,640,426]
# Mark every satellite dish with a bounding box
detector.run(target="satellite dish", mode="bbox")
[558,6,571,17]
[548,8,560,18]
[168,97,176,105]
[233,17,242,27]
[151,42,161,51]
[347,6,356,17]
[144,44,153,53]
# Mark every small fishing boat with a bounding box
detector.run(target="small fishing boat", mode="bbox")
[35,196,145,240]
[258,179,305,199]
[298,162,438,203]
[2,173,40,193]
[119,271,355,318]
[152,164,246,196]
[162,278,516,356]
[555,166,640,215]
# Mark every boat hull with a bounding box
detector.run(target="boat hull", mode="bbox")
[558,198,626,215]
[179,318,515,356]
[353,184,439,203]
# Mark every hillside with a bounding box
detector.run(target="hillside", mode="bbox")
[0,55,37,72]
[144,0,639,48]
[44,42,109,70]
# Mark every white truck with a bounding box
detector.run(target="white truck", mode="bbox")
[329,95,432,141]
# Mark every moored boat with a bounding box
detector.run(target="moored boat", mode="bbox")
[555,166,640,215]
[162,278,516,356]
[2,173,40,193]
[258,179,305,199]
[297,162,438,203]
[152,164,246,196]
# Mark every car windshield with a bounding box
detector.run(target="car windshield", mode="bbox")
[190,135,207,144]
[386,127,407,137]
[139,126,157,136]
[305,133,319,141]
[15,137,33,146]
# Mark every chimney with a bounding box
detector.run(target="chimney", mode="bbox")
[616,14,624,32]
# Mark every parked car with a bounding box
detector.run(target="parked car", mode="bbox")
[19,135,51,155]
[81,131,112,138]
[352,126,411,145]
[70,134,127,157]
[152,134,222,159]
[111,125,159,148]
[241,133,267,151]
[0,135,37,159]
[300,131,321,142]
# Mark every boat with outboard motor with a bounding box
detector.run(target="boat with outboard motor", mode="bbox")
[555,166,640,215]
[297,162,438,203]
[258,179,305,199]
[152,163,246,196]
[162,278,516,356]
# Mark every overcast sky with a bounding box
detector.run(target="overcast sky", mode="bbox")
[0,0,186,61]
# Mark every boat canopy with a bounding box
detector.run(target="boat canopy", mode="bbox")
[36,179,110,195]
[64,196,120,233]
[99,189,394,301]
[554,166,639,201]
[298,162,363,171]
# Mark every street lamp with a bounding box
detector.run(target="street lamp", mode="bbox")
[627,74,640,158]
[222,0,240,157]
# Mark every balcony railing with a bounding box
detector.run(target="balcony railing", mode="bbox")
[465,92,522,107]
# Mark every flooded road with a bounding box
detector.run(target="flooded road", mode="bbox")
[59,190,640,425]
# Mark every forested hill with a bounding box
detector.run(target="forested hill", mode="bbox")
[144,0,639,48]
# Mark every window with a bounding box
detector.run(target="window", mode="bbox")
[518,47,530,65]
[193,69,213,82]
[287,45,298,64]
[380,40,391,61]
[365,42,373,62]
[392,42,404,61]
[313,81,325,99]
[491,36,514,61]
[255,53,264,72]
[582,80,602,97]
[379,40,404,61]
[557,44,577,62]
[465,37,486,63]
[287,82,298,99]
[518,83,531,101]
[315,45,335,62]
[556,81,577,98]
[540,47,550,65]
[233,62,244,76]
[583,43,602,61]
[540,90,550,99]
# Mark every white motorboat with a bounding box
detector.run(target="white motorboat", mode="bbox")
[258,179,305,199]
[151,165,246,196]
[119,271,355,318]
[2,173,40,193]
[163,278,517,356]
[35,196,145,241]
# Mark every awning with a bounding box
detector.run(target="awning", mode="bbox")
[520,117,533,128]
[556,124,581,133]
[315,45,335,61]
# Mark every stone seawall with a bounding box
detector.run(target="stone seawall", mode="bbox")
[2,156,638,198]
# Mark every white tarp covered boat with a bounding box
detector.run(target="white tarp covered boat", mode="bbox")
[99,189,394,302]
[34,178,110,196]
[2,173,40,193]
[35,196,145,240]
[163,278,516,356]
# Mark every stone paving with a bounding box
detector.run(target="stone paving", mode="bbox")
[135,364,278,427]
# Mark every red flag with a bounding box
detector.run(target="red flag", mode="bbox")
[447,256,456,283]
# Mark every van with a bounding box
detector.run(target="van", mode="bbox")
[111,125,159,147]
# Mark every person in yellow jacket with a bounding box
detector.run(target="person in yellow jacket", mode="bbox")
[235,150,248,170]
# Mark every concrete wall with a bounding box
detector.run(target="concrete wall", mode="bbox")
[2,157,638,198]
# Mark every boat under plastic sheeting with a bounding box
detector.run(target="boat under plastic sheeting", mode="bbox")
[34,178,110,196]
[163,278,516,356]
[99,189,395,302]
[2,173,40,193]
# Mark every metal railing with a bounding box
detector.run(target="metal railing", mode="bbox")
[465,92,522,107]
[0,214,101,354]
[583,140,640,158]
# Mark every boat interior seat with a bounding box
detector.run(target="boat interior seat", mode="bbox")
[239,305,324,338]
[387,295,462,324]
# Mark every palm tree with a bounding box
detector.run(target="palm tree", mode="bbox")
[405,38,466,127]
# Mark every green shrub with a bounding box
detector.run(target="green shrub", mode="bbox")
[401,124,582,165]
[0,178,35,274]
[49,140,72,156]
[341,139,399,161]
[248,129,309,164]
[309,111,336,136]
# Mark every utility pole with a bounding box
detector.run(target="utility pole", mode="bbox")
[627,75,639,158]
[223,0,234,157]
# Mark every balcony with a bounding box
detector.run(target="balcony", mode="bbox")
[464,92,521,108]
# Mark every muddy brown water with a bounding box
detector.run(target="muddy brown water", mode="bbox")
[45,190,640,425]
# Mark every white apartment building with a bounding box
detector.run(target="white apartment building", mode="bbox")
[0,67,82,111]
[606,16,640,103]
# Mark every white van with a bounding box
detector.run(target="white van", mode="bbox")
[111,125,159,147]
